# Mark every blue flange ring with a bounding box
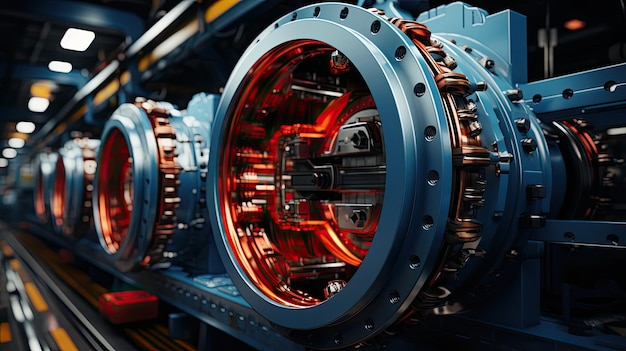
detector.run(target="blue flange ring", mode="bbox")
[208,2,552,349]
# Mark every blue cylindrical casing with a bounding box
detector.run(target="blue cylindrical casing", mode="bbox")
[51,137,100,239]
[207,2,552,349]
[94,95,224,274]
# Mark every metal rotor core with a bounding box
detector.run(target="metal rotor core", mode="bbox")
[34,172,46,221]
[97,128,133,253]
[49,137,99,238]
[94,100,181,271]
[34,151,58,225]
[52,155,67,233]
[219,40,386,306]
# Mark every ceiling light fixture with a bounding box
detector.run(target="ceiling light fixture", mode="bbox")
[2,148,17,159]
[0,158,7,168]
[48,60,73,73]
[564,19,586,31]
[607,126,626,136]
[8,138,25,149]
[16,121,36,134]
[28,97,49,113]
[60,28,96,51]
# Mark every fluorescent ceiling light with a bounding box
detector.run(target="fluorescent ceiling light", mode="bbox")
[2,148,17,159]
[48,60,72,73]
[7,138,25,149]
[0,158,7,168]
[607,127,626,136]
[60,28,95,51]
[16,121,36,134]
[28,97,49,113]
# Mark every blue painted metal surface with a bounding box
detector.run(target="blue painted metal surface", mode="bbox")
[205,1,555,348]
[417,1,529,85]
[530,220,626,246]
[204,1,623,349]
[209,3,451,347]
[518,63,626,117]
[422,0,552,314]
[17,0,626,350]
[93,93,224,274]
[165,93,224,274]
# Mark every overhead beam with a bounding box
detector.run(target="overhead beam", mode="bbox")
[27,1,199,149]
[0,0,144,41]
[30,60,119,148]
[27,0,268,149]
[126,0,196,57]
[0,62,88,88]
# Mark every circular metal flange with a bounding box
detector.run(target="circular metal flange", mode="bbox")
[162,96,222,274]
[94,97,220,273]
[34,150,58,226]
[209,2,450,347]
[208,3,551,349]
[547,119,619,220]
[418,23,552,317]
[51,136,100,239]
[93,100,180,272]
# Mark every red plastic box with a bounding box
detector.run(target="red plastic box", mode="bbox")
[99,290,159,324]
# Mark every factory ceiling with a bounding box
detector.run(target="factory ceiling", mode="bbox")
[0,0,624,178]
[0,0,162,174]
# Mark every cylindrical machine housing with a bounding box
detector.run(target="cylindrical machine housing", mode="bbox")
[51,136,100,238]
[93,95,223,274]
[34,150,59,226]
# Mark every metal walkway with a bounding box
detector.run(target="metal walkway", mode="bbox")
[0,222,199,351]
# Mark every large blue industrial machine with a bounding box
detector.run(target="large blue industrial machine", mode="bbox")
[15,1,626,350]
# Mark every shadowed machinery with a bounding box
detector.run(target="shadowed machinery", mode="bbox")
[1,1,625,350]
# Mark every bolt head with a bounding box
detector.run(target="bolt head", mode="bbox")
[515,118,531,132]
[521,137,537,153]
